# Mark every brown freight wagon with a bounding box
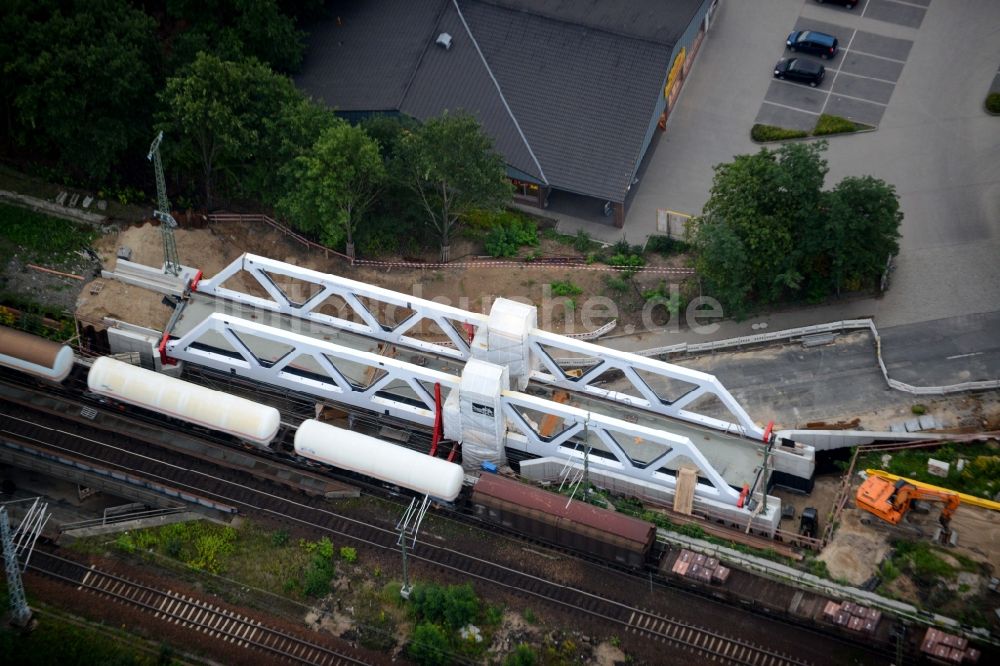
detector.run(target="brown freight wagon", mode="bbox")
[470,473,657,567]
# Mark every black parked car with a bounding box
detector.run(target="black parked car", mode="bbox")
[786,30,839,58]
[815,0,857,8]
[774,58,825,87]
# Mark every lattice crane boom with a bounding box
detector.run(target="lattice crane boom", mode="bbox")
[147,131,181,276]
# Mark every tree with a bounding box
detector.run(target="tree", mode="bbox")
[691,140,902,312]
[0,0,160,183]
[250,95,339,205]
[698,141,829,305]
[824,175,902,294]
[407,622,452,666]
[164,0,306,74]
[688,214,752,317]
[278,121,386,257]
[157,53,300,208]
[397,112,512,262]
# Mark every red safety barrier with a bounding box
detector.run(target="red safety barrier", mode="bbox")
[763,420,774,444]
[157,331,176,366]
[188,270,203,292]
[463,323,475,345]
[429,382,442,456]
[737,483,750,508]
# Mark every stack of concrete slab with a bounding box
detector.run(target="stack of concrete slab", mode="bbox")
[822,601,881,634]
[920,628,980,664]
[671,549,730,584]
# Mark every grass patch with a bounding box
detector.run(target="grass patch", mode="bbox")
[0,610,166,665]
[986,92,1000,114]
[890,540,958,586]
[751,124,809,142]
[550,280,582,298]
[753,114,874,143]
[857,442,1000,500]
[0,202,97,265]
[72,520,356,601]
[813,113,868,135]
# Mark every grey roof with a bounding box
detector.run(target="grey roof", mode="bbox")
[400,1,545,183]
[295,0,445,111]
[297,0,705,202]
[480,0,704,45]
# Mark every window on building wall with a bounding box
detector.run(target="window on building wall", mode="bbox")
[511,179,540,200]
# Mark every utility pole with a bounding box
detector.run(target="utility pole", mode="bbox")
[396,496,431,599]
[2,499,50,628]
[147,131,181,276]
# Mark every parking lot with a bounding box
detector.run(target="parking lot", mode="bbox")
[756,1,927,130]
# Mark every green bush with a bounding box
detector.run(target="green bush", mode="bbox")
[504,644,538,666]
[409,583,480,630]
[911,404,927,415]
[339,546,358,563]
[484,217,539,257]
[985,92,1000,114]
[550,280,582,297]
[751,124,809,142]
[302,536,336,597]
[814,114,863,136]
[645,234,688,255]
[408,622,452,666]
[604,275,632,294]
[572,229,593,252]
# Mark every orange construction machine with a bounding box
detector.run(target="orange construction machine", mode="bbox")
[855,475,960,543]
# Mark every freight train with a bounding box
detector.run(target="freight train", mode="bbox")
[3,329,985,659]
[0,327,655,563]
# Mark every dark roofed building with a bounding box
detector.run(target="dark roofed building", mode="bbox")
[297,0,720,227]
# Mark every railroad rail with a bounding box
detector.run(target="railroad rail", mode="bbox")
[426,548,811,666]
[27,551,364,665]
[0,392,880,663]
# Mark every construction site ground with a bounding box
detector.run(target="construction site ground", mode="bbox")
[5,211,997,637]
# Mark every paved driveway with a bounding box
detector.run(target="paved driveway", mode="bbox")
[623,0,1000,330]
[758,18,914,130]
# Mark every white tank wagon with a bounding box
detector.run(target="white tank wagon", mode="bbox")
[87,356,281,447]
[294,419,465,502]
[0,327,75,382]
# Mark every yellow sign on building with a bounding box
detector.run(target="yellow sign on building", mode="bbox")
[665,47,686,99]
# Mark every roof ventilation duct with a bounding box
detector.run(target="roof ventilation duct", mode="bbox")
[436,32,452,50]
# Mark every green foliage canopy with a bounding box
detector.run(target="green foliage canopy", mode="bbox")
[278,121,386,253]
[0,0,160,183]
[689,141,902,314]
[156,53,302,208]
[408,622,452,666]
[397,112,513,261]
[164,0,306,73]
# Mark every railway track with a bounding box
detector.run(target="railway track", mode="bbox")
[27,551,364,665]
[0,396,859,664]
[427,549,811,666]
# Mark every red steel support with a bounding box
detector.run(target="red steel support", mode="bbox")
[429,382,442,456]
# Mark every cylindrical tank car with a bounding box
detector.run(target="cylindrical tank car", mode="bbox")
[87,356,281,447]
[0,326,75,382]
[294,419,465,501]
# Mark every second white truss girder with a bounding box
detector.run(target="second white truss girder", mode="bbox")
[166,313,748,507]
[196,254,487,361]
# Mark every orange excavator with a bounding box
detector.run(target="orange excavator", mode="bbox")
[855,475,960,544]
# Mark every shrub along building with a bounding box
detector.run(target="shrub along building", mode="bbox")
[297,0,719,228]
